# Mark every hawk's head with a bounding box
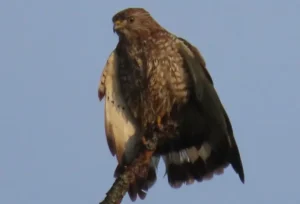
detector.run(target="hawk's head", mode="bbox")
[112,8,162,39]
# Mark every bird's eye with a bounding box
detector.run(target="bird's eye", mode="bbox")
[128,16,135,23]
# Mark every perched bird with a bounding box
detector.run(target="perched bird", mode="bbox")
[98,7,245,202]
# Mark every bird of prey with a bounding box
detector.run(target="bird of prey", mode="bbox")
[98,7,244,201]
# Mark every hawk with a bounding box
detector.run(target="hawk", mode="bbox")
[98,7,244,201]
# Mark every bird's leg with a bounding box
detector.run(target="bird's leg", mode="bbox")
[142,113,164,150]
[129,144,154,180]
[129,119,162,186]
[157,116,163,130]
[142,132,158,151]
[128,130,159,183]
[157,109,168,131]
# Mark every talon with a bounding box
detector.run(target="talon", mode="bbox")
[142,135,158,151]
[157,116,162,125]
[157,116,163,130]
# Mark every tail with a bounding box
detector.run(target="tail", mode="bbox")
[162,142,230,188]
[163,141,244,188]
[114,157,160,201]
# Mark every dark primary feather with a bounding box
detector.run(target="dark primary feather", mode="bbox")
[103,7,245,201]
[177,38,245,183]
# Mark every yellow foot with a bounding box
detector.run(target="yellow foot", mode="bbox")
[157,116,163,130]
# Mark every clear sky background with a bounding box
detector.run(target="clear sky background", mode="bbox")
[1,0,300,203]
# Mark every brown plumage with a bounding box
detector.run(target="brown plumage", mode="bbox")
[98,7,245,202]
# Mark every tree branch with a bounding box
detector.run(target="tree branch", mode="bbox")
[99,132,158,204]
[99,167,132,204]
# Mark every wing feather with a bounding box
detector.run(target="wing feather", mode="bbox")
[98,50,141,164]
[176,38,245,182]
[98,61,108,101]
[176,38,228,140]
[177,37,214,85]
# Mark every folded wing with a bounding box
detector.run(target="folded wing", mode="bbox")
[98,50,141,164]
[161,38,245,184]
[98,50,160,201]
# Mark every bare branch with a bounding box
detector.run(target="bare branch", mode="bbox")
[99,131,158,204]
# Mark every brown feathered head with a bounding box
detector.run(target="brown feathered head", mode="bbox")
[112,8,162,39]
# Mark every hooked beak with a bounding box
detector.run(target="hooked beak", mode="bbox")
[113,20,124,33]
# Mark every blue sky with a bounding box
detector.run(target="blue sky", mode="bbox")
[1,0,300,203]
